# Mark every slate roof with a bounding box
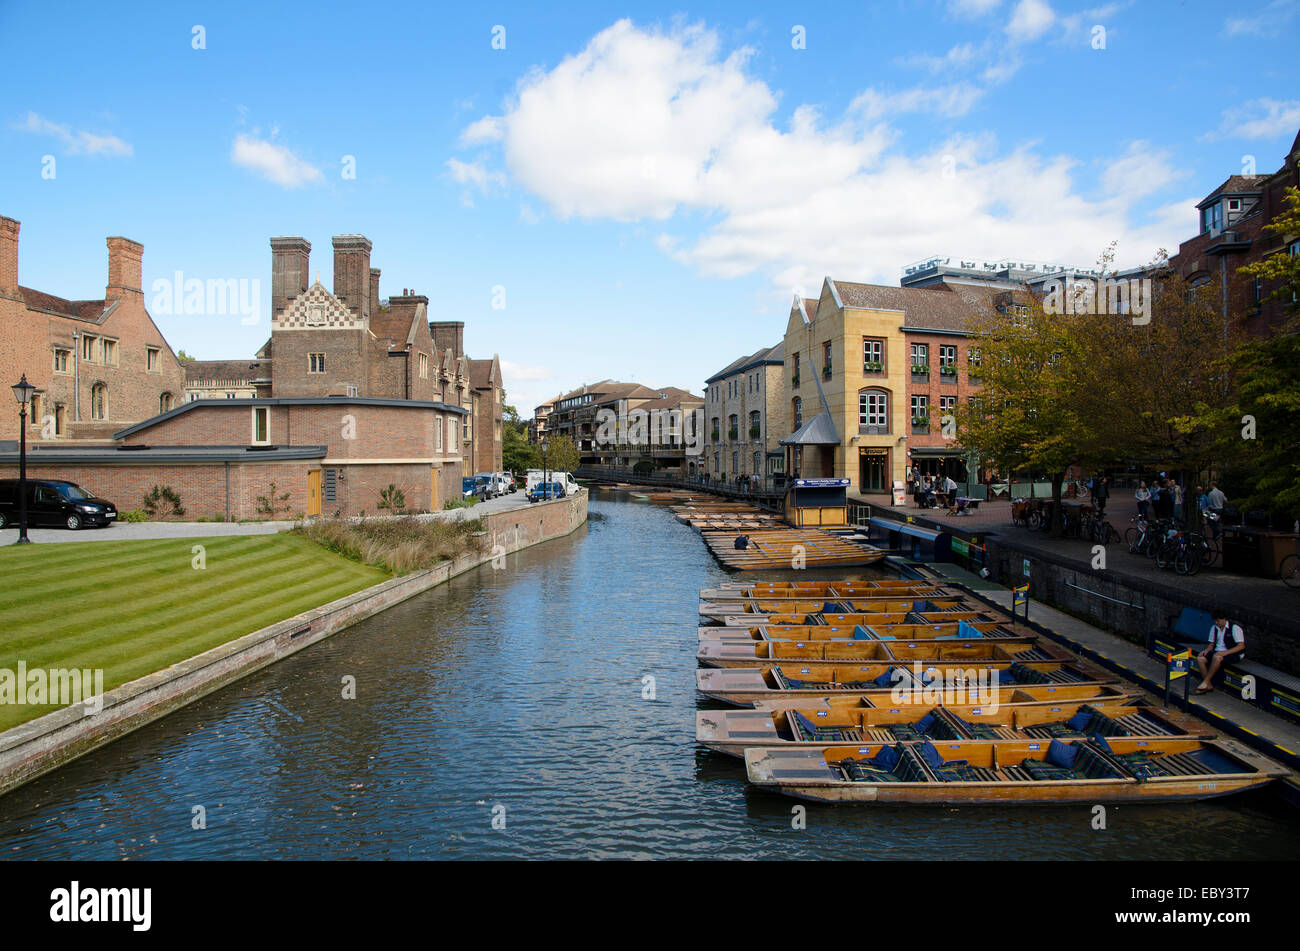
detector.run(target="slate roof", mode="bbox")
[184,360,269,384]
[19,287,108,321]
[828,280,1004,333]
[779,411,840,446]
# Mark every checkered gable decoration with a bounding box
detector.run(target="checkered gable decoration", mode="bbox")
[274,282,363,330]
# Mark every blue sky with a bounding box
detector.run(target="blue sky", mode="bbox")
[2,0,1298,414]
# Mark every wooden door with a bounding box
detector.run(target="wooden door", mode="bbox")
[430,465,439,512]
[307,469,322,516]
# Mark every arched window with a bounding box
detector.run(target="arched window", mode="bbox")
[90,383,108,421]
[858,388,889,434]
[159,392,173,414]
[792,397,802,429]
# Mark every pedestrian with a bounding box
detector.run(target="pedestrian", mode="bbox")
[734,534,750,550]
[1093,475,1110,516]
[1207,482,1226,538]
[1135,480,1151,520]
[1173,481,1184,524]
[1195,611,1245,694]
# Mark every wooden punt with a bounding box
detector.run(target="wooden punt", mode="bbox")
[702,579,946,598]
[697,700,1212,758]
[696,661,1115,706]
[696,636,1073,668]
[699,596,964,621]
[743,736,1287,804]
[750,683,1141,712]
[703,529,885,571]
[697,618,1024,642]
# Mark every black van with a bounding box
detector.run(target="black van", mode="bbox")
[0,479,118,530]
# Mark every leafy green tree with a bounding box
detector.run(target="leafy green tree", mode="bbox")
[501,403,540,474]
[541,434,579,474]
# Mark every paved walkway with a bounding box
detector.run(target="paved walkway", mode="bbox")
[859,493,1300,635]
[0,491,537,546]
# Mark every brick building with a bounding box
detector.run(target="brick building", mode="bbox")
[183,358,269,401]
[0,215,186,442]
[703,342,787,488]
[1169,127,1300,338]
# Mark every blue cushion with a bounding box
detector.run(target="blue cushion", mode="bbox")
[1091,734,1115,755]
[1047,739,1080,770]
[917,740,945,770]
[915,712,936,734]
[958,619,984,639]
[1066,710,1093,731]
[822,601,844,613]
[792,711,819,739]
[852,625,873,640]
[873,669,896,688]
[869,745,901,771]
[998,669,1017,684]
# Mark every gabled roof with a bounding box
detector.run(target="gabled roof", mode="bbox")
[468,355,500,390]
[705,342,785,383]
[370,299,426,347]
[19,287,110,322]
[779,411,840,446]
[1197,174,1266,208]
[636,387,704,411]
[820,279,1004,334]
[184,360,269,384]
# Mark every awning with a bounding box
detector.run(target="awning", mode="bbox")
[779,412,840,446]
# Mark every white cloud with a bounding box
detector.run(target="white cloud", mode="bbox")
[461,115,504,144]
[1225,0,1300,36]
[16,112,132,156]
[897,43,979,72]
[950,0,1003,16]
[230,134,322,188]
[501,360,552,381]
[453,20,1186,289]
[1202,98,1300,142]
[446,158,506,191]
[1006,0,1056,43]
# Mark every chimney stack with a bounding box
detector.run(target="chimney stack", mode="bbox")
[332,234,372,320]
[429,320,465,359]
[106,235,144,302]
[0,216,18,300]
[270,236,311,316]
[369,268,381,314]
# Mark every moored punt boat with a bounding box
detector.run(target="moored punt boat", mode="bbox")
[699,597,965,621]
[704,530,887,571]
[697,619,1027,642]
[700,579,950,600]
[696,636,1073,668]
[704,607,999,628]
[750,683,1140,712]
[696,661,1114,706]
[697,700,1212,758]
[743,736,1288,804]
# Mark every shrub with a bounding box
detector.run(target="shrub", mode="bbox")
[378,484,408,513]
[256,481,292,519]
[142,485,185,518]
[119,509,149,523]
[290,516,487,575]
[443,497,478,510]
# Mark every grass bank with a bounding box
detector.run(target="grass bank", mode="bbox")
[289,516,487,574]
[0,534,388,731]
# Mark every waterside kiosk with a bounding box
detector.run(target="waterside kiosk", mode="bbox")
[784,477,851,527]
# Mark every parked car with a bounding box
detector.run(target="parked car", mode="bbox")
[0,479,118,530]
[498,472,517,494]
[461,477,487,501]
[491,473,513,495]
[528,482,565,503]
[472,473,502,500]
[524,470,580,497]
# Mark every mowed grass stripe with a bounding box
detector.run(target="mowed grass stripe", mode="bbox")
[5,556,365,668]
[0,535,390,731]
[0,536,287,614]
[0,541,315,643]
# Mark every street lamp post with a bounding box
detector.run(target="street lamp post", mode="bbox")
[541,438,549,498]
[11,373,36,544]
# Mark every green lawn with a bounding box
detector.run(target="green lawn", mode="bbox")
[0,534,390,731]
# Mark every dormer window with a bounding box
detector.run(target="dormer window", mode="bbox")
[1201,202,1223,234]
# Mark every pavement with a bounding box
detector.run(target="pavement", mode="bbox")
[0,489,538,546]
[858,493,1300,634]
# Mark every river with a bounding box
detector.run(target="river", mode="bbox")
[1,488,1296,859]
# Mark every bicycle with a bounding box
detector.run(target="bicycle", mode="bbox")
[1281,539,1300,589]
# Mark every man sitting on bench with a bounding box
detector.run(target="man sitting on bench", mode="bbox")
[1195,610,1245,695]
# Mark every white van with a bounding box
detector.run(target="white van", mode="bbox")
[525,470,580,496]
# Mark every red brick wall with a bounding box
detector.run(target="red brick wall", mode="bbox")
[905,332,981,461]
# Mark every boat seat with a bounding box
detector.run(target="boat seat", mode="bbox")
[789,711,863,743]
[888,711,962,742]
[945,711,1010,740]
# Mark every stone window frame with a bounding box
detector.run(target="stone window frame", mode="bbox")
[101,338,119,367]
[52,348,72,374]
[90,382,108,421]
[308,352,327,374]
[146,347,161,372]
[251,405,270,445]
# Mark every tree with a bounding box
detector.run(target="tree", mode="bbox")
[176,349,196,362]
[956,293,1101,535]
[541,434,579,474]
[501,402,540,474]
[1228,186,1300,516]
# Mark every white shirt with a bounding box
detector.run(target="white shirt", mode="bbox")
[1210,622,1243,653]
[1208,488,1226,508]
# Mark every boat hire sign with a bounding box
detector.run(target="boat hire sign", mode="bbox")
[793,478,850,488]
[1166,650,1192,680]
